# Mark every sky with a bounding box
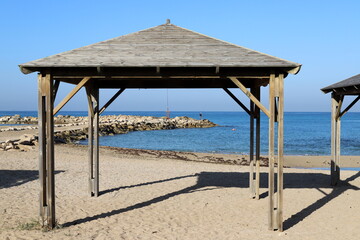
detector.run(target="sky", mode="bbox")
[0,0,359,112]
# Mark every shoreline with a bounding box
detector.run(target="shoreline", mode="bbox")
[66,143,360,169]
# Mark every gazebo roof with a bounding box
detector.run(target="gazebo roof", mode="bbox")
[321,74,360,94]
[19,21,301,75]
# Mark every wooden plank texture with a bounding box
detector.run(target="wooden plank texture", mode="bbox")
[53,77,91,115]
[277,74,284,232]
[44,73,55,228]
[37,74,47,225]
[229,77,271,118]
[268,73,275,230]
[99,88,125,114]
[20,24,300,72]
[223,88,251,116]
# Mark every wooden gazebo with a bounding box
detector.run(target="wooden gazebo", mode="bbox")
[19,20,301,231]
[321,74,360,185]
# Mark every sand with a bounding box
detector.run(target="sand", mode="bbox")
[1,143,360,240]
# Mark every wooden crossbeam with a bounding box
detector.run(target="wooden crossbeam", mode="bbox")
[54,75,271,79]
[335,95,344,120]
[85,86,94,118]
[53,80,60,101]
[229,77,270,118]
[223,88,252,116]
[99,88,126,114]
[53,77,91,115]
[339,95,360,118]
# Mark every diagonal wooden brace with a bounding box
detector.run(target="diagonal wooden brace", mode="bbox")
[229,77,270,118]
[223,88,252,116]
[339,95,360,118]
[99,88,126,114]
[53,77,91,115]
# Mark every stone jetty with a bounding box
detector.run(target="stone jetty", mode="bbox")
[0,114,217,151]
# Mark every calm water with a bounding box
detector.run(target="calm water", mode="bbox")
[1,111,360,155]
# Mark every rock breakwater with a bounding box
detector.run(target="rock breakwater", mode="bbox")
[0,115,217,151]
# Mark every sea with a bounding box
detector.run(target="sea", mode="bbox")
[1,111,360,156]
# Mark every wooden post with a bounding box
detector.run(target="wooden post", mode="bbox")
[38,73,55,229]
[94,87,100,196]
[268,73,276,230]
[331,93,342,185]
[254,86,261,200]
[249,88,255,198]
[38,74,46,225]
[86,84,100,197]
[276,74,284,231]
[86,85,95,196]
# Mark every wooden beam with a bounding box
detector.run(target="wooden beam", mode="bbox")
[53,80,60,101]
[331,93,341,185]
[223,88,252,116]
[85,86,94,118]
[53,75,271,79]
[45,73,55,228]
[93,87,100,197]
[53,77,91,115]
[339,95,360,118]
[335,95,344,120]
[38,73,56,229]
[277,74,284,232]
[99,88,126,114]
[249,88,255,198]
[38,74,47,226]
[229,77,270,118]
[86,84,95,196]
[268,73,275,230]
[254,86,261,200]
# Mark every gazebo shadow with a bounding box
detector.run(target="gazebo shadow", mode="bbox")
[0,169,64,189]
[283,171,360,230]
[62,170,360,229]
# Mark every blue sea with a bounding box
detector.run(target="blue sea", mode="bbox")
[1,111,360,156]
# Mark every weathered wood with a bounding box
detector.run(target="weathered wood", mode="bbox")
[277,74,284,232]
[20,24,300,76]
[268,73,275,230]
[321,74,360,94]
[93,87,100,197]
[223,88,252,116]
[42,73,56,228]
[99,88,125,114]
[53,77,91,115]
[229,77,271,118]
[54,75,271,79]
[38,74,47,225]
[331,93,341,185]
[254,86,261,200]
[336,109,341,184]
[335,95,344,120]
[86,85,95,196]
[85,86,94,118]
[339,95,360,118]
[249,90,255,198]
[53,80,60,101]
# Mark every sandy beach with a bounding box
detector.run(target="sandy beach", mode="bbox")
[1,142,360,240]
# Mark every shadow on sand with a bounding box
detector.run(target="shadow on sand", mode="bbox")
[62,170,360,230]
[0,169,64,189]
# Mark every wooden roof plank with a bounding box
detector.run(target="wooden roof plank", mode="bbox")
[19,23,301,74]
[321,74,360,94]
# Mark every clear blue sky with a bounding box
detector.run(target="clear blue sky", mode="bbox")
[1,0,359,112]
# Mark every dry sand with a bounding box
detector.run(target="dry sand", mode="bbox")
[1,143,360,240]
